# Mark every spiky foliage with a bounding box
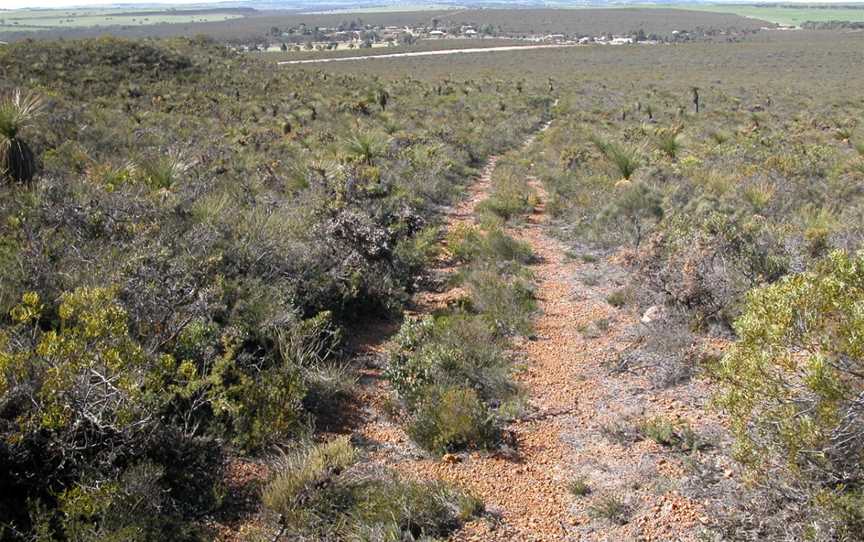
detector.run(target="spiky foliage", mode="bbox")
[0,89,43,185]
[344,133,387,166]
[654,126,683,159]
[591,136,641,180]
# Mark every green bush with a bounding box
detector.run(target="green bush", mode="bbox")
[386,315,515,409]
[715,250,864,536]
[599,181,663,247]
[408,385,500,454]
[638,416,706,452]
[475,166,535,222]
[262,438,483,539]
[448,223,533,265]
[568,476,592,497]
[463,265,536,335]
[587,494,632,525]
[591,136,641,180]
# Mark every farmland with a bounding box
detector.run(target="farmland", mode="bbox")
[2,7,864,542]
[0,8,246,33]
[0,6,769,42]
[666,2,864,26]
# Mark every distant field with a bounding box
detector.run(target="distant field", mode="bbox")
[0,8,245,34]
[0,7,767,41]
[288,28,864,95]
[306,3,463,14]
[666,3,864,26]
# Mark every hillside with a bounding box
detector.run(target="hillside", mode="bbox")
[2,11,864,542]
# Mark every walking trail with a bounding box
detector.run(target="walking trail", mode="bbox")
[347,125,732,541]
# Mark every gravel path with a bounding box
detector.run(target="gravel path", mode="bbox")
[277,44,578,65]
[348,126,735,541]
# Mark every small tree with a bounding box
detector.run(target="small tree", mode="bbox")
[0,89,43,185]
[375,87,390,111]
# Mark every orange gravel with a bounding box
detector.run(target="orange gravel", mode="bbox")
[354,127,728,541]
[218,126,736,541]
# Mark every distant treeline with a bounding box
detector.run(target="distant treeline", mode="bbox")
[801,19,864,29]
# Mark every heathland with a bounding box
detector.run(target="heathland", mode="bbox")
[1,10,864,542]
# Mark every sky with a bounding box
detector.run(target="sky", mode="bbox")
[2,0,215,8]
[2,0,855,11]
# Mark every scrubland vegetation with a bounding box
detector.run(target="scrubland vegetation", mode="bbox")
[3,14,864,542]
[523,30,864,537]
[0,35,548,539]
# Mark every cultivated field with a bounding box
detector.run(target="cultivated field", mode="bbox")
[670,2,864,25]
[0,8,246,34]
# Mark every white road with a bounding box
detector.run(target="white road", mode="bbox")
[277,43,579,65]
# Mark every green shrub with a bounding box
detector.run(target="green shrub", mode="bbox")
[262,438,482,538]
[463,265,536,336]
[408,385,499,454]
[587,494,632,525]
[714,250,864,535]
[262,437,358,526]
[476,167,535,222]
[599,181,663,247]
[394,225,440,274]
[386,314,515,410]
[638,416,706,452]
[568,477,592,497]
[654,126,683,159]
[447,223,533,265]
[591,136,641,180]
[0,89,42,185]
[606,287,632,308]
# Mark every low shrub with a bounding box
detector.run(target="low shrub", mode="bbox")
[447,223,533,265]
[386,314,515,409]
[262,438,482,539]
[386,313,518,454]
[587,494,632,525]
[408,385,500,454]
[568,476,592,497]
[475,167,535,222]
[462,265,536,336]
[638,417,707,452]
[591,136,641,180]
[714,250,864,538]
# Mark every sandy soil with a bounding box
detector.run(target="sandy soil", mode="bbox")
[349,126,737,541]
[217,123,739,542]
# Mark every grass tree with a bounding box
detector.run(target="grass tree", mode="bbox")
[0,89,43,185]
[654,125,683,159]
[344,132,386,166]
[375,87,390,112]
[591,135,641,180]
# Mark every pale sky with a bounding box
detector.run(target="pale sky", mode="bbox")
[2,0,215,9]
[1,0,853,11]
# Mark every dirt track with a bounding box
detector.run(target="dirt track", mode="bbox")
[277,43,578,65]
[347,122,736,541]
